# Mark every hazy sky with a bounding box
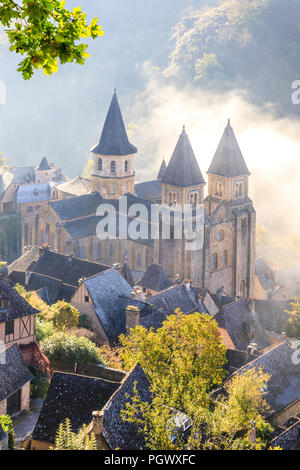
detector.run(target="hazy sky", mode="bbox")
[0,0,300,237]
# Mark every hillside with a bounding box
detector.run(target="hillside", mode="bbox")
[165,0,300,116]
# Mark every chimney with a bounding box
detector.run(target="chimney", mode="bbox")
[197,293,202,304]
[25,271,31,286]
[92,411,104,436]
[126,305,140,335]
[248,298,255,313]
[130,287,144,301]
[247,342,258,356]
[183,279,192,291]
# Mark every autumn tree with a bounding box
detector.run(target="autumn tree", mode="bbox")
[52,418,96,450]
[284,298,300,339]
[120,311,227,415]
[49,300,80,331]
[0,0,103,79]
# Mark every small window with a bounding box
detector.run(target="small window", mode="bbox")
[98,158,102,172]
[5,320,14,336]
[111,161,116,174]
[0,298,8,309]
[124,160,128,173]
[212,253,218,270]
[84,296,89,303]
[223,250,228,267]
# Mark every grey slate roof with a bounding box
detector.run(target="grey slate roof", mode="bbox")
[157,158,167,181]
[120,261,135,287]
[213,298,270,352]
[254,299,291,335]
[134,180,162,203]
[32,372,119,444]
[208,120,250,177]
[10,248,109,286]
[0,279,39,322]
[9,271,75,305]
[84,269,133,344]
[0,344,33,403]
[256,258,276,292]
[8,245,40,274]
[238,341,300,415]
[37,157,51,171]
[91,90,137,156]
[138,263,174,292]
[16,183,55,204]
[162,127,205,188]
[147,284,199,318]
[103,363,152,450]
[56,177,91,197]
[50,191,103,221]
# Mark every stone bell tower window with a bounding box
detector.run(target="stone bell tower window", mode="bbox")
[111,161,116,175]
[98,158,102,172]
[124,160,128,173]
[212,253,218,270]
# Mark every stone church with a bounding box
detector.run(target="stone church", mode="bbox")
[34,90,256,298]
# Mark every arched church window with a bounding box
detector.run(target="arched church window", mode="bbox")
[97,242,102,259]
[217,230,224,242]
[111,161,116,174]
[137,253,142,267]
[240,280,246,297]
[194,193,198,207]
[173,193,177,206]
[190,194,194,206]
[212,253,218,270]
[124,160,128,173]
[223,250,228,266]
[239,183,243,196]
[235,184,239,197]
[98,159,102,172]
[168,193,172,206]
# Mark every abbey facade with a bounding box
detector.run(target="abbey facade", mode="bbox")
[33,91,256,298]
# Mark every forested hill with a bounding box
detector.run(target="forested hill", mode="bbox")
[165,0,300,117]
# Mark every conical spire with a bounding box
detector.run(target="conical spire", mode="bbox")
[91,90,137,156]
[208,120,250,177]
[37,156,51,171]
[157,158,167,181]
[162,126,205,188]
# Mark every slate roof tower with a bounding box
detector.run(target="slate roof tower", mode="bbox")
[91,90,137,199]
[161,126,206,209]
[207,119,250,204]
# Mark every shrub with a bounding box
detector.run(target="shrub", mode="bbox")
[67,327,96,343]
[0,415,15,450]
[52,418,96,450]
[50,301,80,331]
[36,319,55,343]
[30,371,49,399]
[40,332,102,365]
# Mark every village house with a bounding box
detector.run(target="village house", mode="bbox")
[0,344,33,418]
[56,176,91,199]
[8,247,110,304]
[31,363,151,450]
